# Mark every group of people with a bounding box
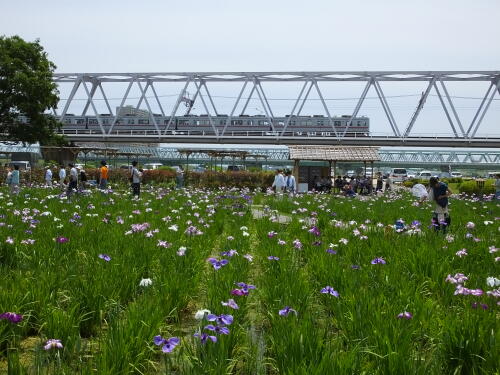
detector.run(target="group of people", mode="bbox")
[4,160,144,199]
[271,169,297,193]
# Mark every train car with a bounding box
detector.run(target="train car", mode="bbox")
[57,114,370,136]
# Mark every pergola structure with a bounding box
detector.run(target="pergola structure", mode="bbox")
[288,145,380,183]
[178,149,267,171]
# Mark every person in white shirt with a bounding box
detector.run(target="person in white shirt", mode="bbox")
[272,169,286,193]
[44,166,53,187]
[284,170,297,194]
[130,160,143,197]
[58,165,66,188]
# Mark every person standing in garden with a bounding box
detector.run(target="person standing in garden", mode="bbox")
[10,165,20,195]
[284,170,297,194]
[44,166,53,187]
[99,160,109,190]
[176,166,184,189]
[58,165,66,188]
[421,176,452,233]
[495,174,500,200]
[272,169,285,193]
[66,163,78,201]
[130,161,142,198]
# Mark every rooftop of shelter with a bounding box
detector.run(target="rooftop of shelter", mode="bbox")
[288,146,380,162]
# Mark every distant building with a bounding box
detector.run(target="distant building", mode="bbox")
[116,105,149,117]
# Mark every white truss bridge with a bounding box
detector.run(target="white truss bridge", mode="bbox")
[51,71,500,147]
[2,144,499,168]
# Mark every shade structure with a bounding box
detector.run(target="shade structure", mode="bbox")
[288,145,380,162]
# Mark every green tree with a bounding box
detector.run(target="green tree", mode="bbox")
[0,35,62,144]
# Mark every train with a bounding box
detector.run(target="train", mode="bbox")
[24,114,370,136]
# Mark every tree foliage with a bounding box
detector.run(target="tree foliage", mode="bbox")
[0,35,62,144]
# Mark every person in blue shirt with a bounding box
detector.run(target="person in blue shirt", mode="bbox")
[426,177,452,232]
[10,165,20,195]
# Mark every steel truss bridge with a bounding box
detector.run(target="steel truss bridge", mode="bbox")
[2,144,499,169]
[52,71,500,147]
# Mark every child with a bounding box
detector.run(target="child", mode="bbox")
[422,177,452,233]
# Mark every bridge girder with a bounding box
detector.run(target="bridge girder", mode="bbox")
[51,71,500,146]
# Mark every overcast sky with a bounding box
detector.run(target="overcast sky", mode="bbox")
[2,0,499,136]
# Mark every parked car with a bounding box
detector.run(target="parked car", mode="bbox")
[390,168,408,182]
[450,172,463,178]
[143,163,163,170]
[417,171,433,180]
[8,161,31,171]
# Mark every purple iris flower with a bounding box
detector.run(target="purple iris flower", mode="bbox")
[194,332,217,344]
[204,324,230,335]
[98,254,111,262]
[312,241,322,246]
[231,282,256,296]
[351,265,361,270]
[397,311,413,320]
[326,248,337,254]
[0,312,23,324]
[371,257,386,265]
[221,299,239,309]
[220,249,238,257]
[207,257,229,270]
[278,306,297,316]
[411,220,421,227]
[308,226,321,237]
[206,314,233,325]
[56,236,69,243]
[268,256,280,261]
[471,302,489,310]
[153,335,180,353]
[320,286,339,297]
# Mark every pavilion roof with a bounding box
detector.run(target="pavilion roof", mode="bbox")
[288,145,380,161]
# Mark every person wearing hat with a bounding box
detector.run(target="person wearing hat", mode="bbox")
[421,176,452,233]
[44,166,53,187]
[99,160,109,190]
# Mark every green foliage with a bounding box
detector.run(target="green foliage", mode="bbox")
[0,35,61,144]
[1,188,499,374]
[458,179,495,195]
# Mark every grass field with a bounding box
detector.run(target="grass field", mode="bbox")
[0,186,498,374]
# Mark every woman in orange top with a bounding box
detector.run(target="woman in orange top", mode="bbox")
[99,160,109,189]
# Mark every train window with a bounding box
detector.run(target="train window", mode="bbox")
[102,119,109,125]
[89,119,98,125]
[138,119,149,125]
[76,119,85,125]
[64,119,72,124]
[127,119,135,125]
[219,120,226,125]
[317,121,323,126]
[231,120,243,125]
[334,121,341,126]
[290,121,296,126]
[247,120,254,126]
[358,121,365,126]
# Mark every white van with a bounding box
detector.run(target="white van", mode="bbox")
[143,163,163,170]
[417,171,433,180]
[390,168,407,182]
[8,161,31,171]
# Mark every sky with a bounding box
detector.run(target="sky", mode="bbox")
[1,0,499,136]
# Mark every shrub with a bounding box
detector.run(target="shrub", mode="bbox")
[458,179,495,195]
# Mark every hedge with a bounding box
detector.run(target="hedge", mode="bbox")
[458,179,495,195]
[1,168,275,190]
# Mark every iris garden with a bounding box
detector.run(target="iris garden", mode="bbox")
[0,187,498,374]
